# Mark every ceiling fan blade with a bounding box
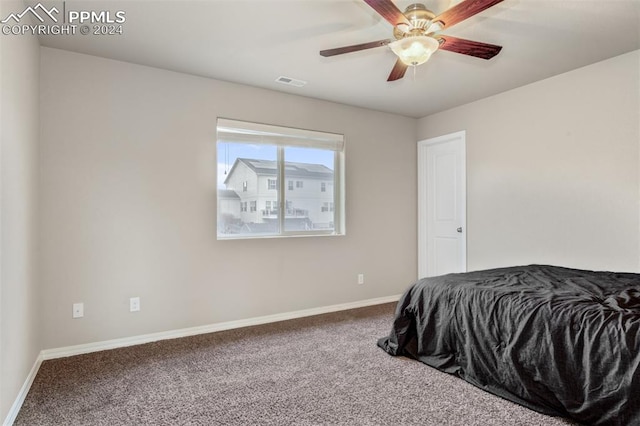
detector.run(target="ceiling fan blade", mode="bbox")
[363,0,411,26]
[387,59,408,81]
[436,35,502,59]
[320,39,392,57]
[433,0,503,30]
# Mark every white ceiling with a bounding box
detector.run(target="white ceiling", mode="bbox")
[34,0,640,118]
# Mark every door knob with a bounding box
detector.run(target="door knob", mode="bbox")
[456,227,463,233]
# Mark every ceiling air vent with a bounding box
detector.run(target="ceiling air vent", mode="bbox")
[275,76,307,88]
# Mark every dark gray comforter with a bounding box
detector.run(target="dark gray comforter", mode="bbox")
[378,265,640,425]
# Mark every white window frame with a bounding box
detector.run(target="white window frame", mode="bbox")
[217,118,345,239]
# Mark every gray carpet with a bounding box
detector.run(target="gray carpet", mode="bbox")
[16,303,575,425]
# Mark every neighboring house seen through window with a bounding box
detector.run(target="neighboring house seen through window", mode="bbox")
[217,118,345,239]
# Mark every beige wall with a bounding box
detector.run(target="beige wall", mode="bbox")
[0,1,42,421]
[417,50,640,273]
[39,47,418,349]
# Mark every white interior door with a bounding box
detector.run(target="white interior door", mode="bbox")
[418,132,466,278]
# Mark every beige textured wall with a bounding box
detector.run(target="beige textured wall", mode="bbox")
[0,1,41,421]
[417,50,640,273]
[39,47,418,349]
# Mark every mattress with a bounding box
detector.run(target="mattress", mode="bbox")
[378,265,640,425]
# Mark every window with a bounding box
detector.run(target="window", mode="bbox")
[264,200,275,217]
[217,118,345,238]
[321,202,334,212]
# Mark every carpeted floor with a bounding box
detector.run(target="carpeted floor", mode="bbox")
[16,303,576,425]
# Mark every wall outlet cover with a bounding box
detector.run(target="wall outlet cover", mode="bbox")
[72,302,84,318]
[130,297,140,312]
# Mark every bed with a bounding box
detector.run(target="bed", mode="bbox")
[377,265,640,425]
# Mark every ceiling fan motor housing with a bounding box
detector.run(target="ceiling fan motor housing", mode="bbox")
[393,3,435,39]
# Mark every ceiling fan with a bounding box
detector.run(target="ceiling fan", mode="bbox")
[320,0,504,81]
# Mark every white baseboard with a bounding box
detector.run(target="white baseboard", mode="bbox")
[42,294,401,360]
[3,352,43,426]
[5,294,400,425]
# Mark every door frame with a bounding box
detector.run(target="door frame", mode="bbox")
[418,131,467,278]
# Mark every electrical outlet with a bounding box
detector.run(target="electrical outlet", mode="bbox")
[358,273,365,285]
[130,297,140,312]
[72,302,84,318]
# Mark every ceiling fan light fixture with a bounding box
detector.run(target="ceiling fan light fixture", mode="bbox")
[389,35,439,66]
